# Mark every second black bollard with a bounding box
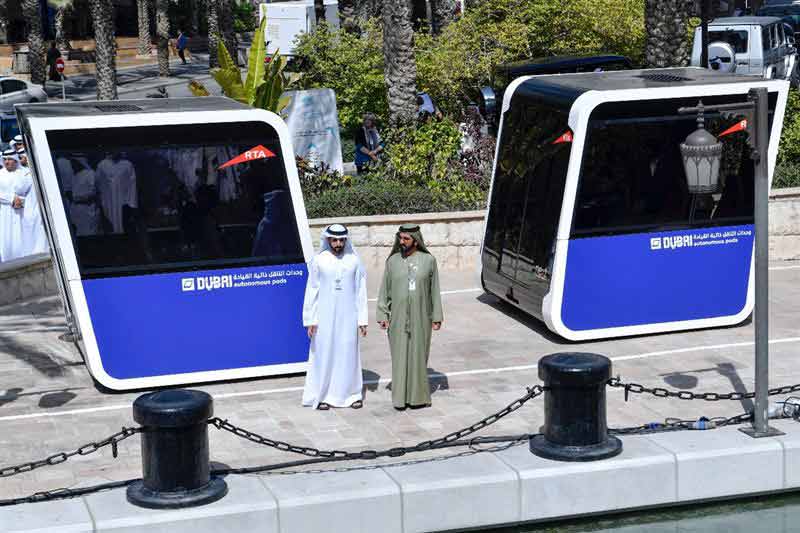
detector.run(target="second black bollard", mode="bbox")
[530,352,622,461]
[126,389,228,509]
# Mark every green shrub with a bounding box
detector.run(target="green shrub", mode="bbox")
[293,21,388,133]
[385,118,463,184]
[774,161,800,189]
[233,1,257,33]
[778,89,800,167]
[303,177,487,218]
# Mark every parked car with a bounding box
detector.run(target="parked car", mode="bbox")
[478,55,633,131]
[690,17,797,83]
[0,77,47,112]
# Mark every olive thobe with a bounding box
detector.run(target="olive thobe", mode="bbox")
[377,251,443,408]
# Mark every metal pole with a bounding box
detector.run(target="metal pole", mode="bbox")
[61,73,65,101]
[701,0,710,68]
[741,87,782,438]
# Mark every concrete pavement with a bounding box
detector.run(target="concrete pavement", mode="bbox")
[0,263,798,500]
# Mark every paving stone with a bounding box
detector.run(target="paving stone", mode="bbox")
[0,498,93,533]
[87,474,278,532]
[382,451,519,533]
[495,435,676,522]
[261,469,401,533]
[645,425,783,501]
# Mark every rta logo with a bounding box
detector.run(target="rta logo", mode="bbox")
[650,238,661,250]
[181,278,196,292]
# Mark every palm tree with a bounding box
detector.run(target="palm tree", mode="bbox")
[314,0,325,25]
[89,0,118,99]
[430,0,454,34]
[55,3,72,50]
[207,0,220,67]
[137,0,151,56]
[644,0,693,68]
[0,0,7,45]
[220,0,236,61]
[22,0,46,85]
[156,0,170,76]
[382,0,417,124]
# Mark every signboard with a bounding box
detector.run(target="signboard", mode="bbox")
[55,58,65,74]
[282,88,344,173]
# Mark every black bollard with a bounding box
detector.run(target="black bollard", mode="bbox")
[126,389,228,509]
[529,353,622,462]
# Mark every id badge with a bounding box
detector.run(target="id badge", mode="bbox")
[408,278,416,292]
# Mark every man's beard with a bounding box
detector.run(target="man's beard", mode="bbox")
[331,244,345,256]
[401,242,415,254]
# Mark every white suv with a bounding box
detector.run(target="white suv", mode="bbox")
[691,16,797,82]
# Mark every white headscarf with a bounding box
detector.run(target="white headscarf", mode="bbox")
[319,223,357,257]
[2,148,19,163]
[9,135,22,152]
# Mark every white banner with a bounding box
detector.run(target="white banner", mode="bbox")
[283,88,343,174]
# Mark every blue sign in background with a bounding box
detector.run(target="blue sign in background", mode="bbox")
[562,225,754,331]
[82,263,309,379]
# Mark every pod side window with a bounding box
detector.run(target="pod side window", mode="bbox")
[570,96,773,238]
[484,101,570,280]
[46,121,304,278]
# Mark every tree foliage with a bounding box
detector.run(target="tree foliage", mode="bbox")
[293,21,388,133]
[415,0,645,115]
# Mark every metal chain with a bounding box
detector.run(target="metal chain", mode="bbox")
[209,385,545,461]
[0,427,141,478]
[608,377,800,402]
[609,412,753,435]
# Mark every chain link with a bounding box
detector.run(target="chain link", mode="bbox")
[610,412,753,435]
[608,377,800,402]
[0,427,140,478]
[209,385,545,461]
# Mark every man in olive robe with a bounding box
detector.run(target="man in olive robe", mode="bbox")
[377,224,443,410]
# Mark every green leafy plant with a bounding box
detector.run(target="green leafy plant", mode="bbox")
[205,16,292,114]
[383,117,463,184]
[293,20,388,133]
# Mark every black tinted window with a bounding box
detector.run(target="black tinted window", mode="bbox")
[484,101,570,279]
[709,30,749,53]
[47,122,304,278]
[1,79,26,93]
[571,97,769,238]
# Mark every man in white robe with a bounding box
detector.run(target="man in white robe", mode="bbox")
[0,149,23,261]
[16,147,49,256]
[96,153,137,234]
[302,224,368,410]
[68,158,101,236]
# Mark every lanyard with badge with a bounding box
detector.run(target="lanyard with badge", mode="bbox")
[406,257,417,292]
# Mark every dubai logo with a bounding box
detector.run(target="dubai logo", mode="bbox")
[218,145,276,169]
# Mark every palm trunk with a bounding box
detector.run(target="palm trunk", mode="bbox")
[383,0,417,125]
[190,0,201,35]
[644,0,692,68]
[314,0,325,25]
[207,0,219,67]
[429,0,454,34]
[0,0,7,45]
[90,0,118,100]
[220,0,236,61]
[156,0,169,76]
[23,0,46,85]
[55,6,70,49]
[137,0,151,56]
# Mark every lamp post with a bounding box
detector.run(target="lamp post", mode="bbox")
[678,87,782,438]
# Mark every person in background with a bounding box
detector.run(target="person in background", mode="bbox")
[46,42,63,83]
[176,30,189,65]
[354,113,383,174]
[0,150,23,261]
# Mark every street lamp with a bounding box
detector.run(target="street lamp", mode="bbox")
[680,102,723,194]
[679,87,782,438]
